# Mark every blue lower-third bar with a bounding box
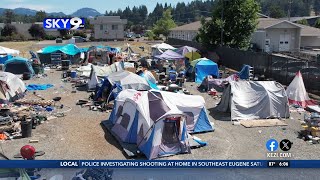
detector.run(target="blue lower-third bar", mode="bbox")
[0,160,320,168]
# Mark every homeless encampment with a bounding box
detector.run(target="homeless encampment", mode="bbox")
[0,72,26,103]
[0,46,20,64]
[216,81,290,120]
[4,57,34,76]
[95,70,151,102]
[109,89,213,159]
[286,71,316,108]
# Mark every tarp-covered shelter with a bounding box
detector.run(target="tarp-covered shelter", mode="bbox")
[76,62,124,77]
[155,50,185,60]
[4,57,34,76]
[109,89,213,159]
[38,44,85,64]
[216,81,290,120]
[0,46,20,64]
[95,70,151,102]
[199,74,239,92]
[192,58,219,84]
[176,46,200,61]
[151,43,175,57]
[286,71,316,107]
[0,72,26,103]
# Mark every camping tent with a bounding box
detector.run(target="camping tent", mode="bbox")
[77,62,124,77]
[286,71,316,107]
[109,89,213,133]
[151,43,175,57]
[176,46,201,61]
[95,70,151,101]
[0,72,26,103]
[155,50,185,60]
[192,58,219,84]
[4,57,34,76]
[216,81,290,120]
[0,46,20,64]
[109,89,212,159]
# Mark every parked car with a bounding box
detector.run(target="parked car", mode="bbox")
[135,34,141,38]
[55,38,63,43]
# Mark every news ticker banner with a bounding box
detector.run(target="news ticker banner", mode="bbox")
[2,160,320,168]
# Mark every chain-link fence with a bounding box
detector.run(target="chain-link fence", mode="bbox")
[216,47,320,95]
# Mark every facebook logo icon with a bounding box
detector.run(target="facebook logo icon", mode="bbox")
[266,139,278,152]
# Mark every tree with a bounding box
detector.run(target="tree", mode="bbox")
[28,24,46,39]
[58,29,69,37]
[315,0,320,15]
[296,19,309,25]
[35,11,47,22]
[269,5,286,18]
[197,0,260,49]
[152,8,176,39]
[4,10,15,23]
[314,18,320,28]
[1,24,17,36]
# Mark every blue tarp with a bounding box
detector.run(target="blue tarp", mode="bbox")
[0,55,12,64]
[27,84,54,91]
[195,59,219,84]
[41,44,81,56]
[238,64,251,80]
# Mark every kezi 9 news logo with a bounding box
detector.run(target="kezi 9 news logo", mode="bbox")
[43,17,85,30]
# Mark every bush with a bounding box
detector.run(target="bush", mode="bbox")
[89,36,95,41]
[73,31,87,38]
[64,34,73,40]
[44,34,56,40]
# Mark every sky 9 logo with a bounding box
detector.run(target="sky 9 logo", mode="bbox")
[44,17,85,30]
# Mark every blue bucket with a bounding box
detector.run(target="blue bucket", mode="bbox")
[71,71,77,78]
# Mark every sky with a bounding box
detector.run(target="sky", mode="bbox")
[0,0,197,14]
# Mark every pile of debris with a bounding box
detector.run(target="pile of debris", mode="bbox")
[300,113,320,144]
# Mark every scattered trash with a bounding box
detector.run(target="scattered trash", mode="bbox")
[233,121,241,126]
[258,130,262,134]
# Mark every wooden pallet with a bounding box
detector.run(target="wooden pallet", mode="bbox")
[240,119,288,128]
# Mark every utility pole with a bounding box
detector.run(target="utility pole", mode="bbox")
[221,0,224,47]
[288,0,293,21]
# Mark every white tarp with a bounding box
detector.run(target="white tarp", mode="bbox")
[217,81,290,120]
[0,46,20,56]
[286,71,316,108]
[0,72,26,101]
[76,62,123,77]
[87,67,99,90]
[151,43,175,57]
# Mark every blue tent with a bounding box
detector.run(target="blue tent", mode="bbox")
[41,44,82,56]
[194,58,219,84]
[0,55,12,64]
[4,57,34,75]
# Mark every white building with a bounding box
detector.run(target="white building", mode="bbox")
[90,16,127,40]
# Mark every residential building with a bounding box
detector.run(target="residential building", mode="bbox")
[90,16,127,40]
[169,16,320,53]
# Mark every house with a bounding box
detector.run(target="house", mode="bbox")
[252,18,302,52]
[169,16,320,52]
[252,18,320,51]
[90,16,127,40]
[169,13,269,42]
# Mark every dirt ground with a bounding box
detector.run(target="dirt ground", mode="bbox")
[1,41,320,161]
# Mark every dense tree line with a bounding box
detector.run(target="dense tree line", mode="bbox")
[258,0,319,18]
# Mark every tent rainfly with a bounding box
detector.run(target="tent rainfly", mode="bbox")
[216,81,290,120]
[155,50,184,60]
[109,89,213,159]
[0,72,26,104]
[151,43,175,57]
[286,71,316,108]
